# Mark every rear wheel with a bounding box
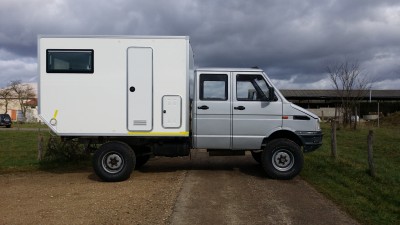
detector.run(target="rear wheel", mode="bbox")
[93,142,135,182]
[262,138,303,179]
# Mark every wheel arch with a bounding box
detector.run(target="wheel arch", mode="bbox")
[263,129,303,148]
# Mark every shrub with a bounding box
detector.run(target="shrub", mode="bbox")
[43,136,89,162]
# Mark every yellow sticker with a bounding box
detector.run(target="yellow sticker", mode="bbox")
[53,110,58,119]
[128,131,189,136]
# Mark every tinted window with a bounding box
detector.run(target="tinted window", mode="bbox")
[0,114,10,120]
[46,49,94,73]
[200,74,228,101]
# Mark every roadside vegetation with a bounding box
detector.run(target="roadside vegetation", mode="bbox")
[8,122,48,129]
[301,116,400,225]
[0,128,90,171]
[1,117,399,225]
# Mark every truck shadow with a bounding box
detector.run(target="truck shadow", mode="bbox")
[86,156,266,182]
[138,153,267,179]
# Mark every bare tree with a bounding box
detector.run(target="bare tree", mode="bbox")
[327,59,371,128]
[0,87,13,114]
[9,80,36,121]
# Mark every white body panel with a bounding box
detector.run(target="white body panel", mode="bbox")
[38,36,192,136]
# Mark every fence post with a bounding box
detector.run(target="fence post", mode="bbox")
[353,106,357,130]
[37,134,44,161]
[377,102,380,128]
[331,119,337,159]
[367,130,375,177]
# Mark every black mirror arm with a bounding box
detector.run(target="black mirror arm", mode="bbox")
[268,87,275,101]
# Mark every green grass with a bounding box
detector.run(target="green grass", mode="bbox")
[0,131,47,170]
[301,123,400,225]
[10,122,48,129]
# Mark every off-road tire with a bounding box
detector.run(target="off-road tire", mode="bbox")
[262,138,303,179]
[93,142,135,182]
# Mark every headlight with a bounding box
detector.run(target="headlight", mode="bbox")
[316,119,321,131]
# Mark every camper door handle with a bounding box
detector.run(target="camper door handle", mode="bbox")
[197,105,209,110]
[234,106,245,110]
[129,86,135,92]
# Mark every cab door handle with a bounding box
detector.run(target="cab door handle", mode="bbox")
[234,106,245,110]
[197,105,209,110]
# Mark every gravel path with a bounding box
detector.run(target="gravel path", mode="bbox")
[0,151,359,225]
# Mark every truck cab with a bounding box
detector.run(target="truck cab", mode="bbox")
[192,68,322,178]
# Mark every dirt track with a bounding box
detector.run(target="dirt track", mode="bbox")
[0,150,359,225]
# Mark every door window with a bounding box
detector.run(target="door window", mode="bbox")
[236,75,269,101]
[199,74,228,101]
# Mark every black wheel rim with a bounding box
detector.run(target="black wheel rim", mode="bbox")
[101,151,125,174]
[272,149,295,172]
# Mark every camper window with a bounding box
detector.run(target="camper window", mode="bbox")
[46,49,94,73]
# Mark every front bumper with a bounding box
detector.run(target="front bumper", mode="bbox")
[296,131,323,153]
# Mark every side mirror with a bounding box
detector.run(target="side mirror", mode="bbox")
[268,87,275,101]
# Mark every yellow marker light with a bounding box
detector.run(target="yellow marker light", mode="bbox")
[50,110,59,126]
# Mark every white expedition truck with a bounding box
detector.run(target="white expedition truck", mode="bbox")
[38,36,322,182]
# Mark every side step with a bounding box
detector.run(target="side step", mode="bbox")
[207,149,245,156]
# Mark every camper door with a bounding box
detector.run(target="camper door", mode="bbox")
[127,47,153,131]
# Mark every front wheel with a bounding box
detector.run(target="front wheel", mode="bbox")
[262,139,303,179]
[93,142,135,182]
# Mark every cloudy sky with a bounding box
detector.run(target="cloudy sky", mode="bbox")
[1,0,400,89]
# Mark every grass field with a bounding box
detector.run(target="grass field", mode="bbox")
[8,122,48,129]
[1,131,38,170]
[301,123,400,225]
[0,130,51,170]
[0,122,399,225]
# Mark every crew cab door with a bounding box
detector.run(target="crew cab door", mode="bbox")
[232,72,282,149]
[193,72,231,149]
[193,71,282,150]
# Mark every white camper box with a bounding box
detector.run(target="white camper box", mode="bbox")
[39,36,193,136]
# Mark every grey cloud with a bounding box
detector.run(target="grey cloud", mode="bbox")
[0,56,36,88]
